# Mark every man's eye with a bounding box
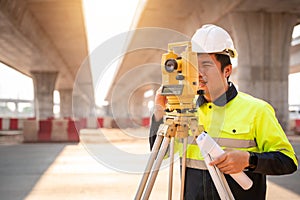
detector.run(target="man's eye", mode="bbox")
[201,65,212,68]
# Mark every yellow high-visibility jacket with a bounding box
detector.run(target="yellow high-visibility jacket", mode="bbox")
[178,83,298,172]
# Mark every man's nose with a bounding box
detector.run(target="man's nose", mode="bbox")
[198,67,205,76]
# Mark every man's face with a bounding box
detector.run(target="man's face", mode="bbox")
[197,53,230,101]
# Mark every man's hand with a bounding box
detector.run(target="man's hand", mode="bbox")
[209,149,250,174]
[153,86,167,121]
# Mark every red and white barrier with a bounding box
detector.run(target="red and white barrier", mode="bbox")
[23,119,38,141]
[88,117,150,129]
[142,117,150,127]
[295,119,300,134]
[66,117,150,129]
[8,116,152,143]
[23,118,81,142]
[288,118,300,135]
[0,118,24,130]
[85,117,112,128]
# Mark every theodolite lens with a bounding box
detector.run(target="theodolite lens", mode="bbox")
[165,59,178,73]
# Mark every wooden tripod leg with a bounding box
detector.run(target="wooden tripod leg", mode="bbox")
[135,134,163,200]
[168,137,175,200]
[142,136,171,200]
[180,137,187,200]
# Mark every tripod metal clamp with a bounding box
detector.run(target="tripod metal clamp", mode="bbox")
[189,118,204,138]
[157,122,175,138]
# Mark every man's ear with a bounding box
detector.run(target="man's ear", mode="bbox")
[224,64,232,78]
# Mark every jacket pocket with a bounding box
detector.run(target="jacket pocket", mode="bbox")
[221,124,251,135]
[216,124,256,148]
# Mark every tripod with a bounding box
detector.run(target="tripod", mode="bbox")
[135,111,237,200]
[135,112,201,200]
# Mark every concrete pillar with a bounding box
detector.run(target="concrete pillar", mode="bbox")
[230,12,297,130]
[72,94,92,118]
[59,89,72,118]
[31,71,58,119]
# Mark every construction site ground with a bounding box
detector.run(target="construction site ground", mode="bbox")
[0,128,299,200]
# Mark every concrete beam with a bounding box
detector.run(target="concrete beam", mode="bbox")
[0,0,85,89]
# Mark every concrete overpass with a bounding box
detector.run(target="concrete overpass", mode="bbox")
[106,0,300,130]
[0,0,93,119]
[1,0,300,131]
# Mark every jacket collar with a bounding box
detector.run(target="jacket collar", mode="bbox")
[196,82,238,107]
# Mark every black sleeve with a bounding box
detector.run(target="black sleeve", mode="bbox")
[252,151,297,175]
[149,114,163,151]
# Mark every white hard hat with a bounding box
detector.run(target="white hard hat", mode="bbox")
[191,24,237,58]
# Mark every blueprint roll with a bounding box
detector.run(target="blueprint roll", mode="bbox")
[196,132,253,190]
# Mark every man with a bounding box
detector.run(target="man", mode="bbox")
[149,24,298,200]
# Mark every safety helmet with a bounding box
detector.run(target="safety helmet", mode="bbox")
[191,24,237,58]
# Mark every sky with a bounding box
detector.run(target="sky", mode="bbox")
[82,0,141,52]
[0,2,299,109]
[292,24,300,40]
[0,63,34,100]
[82,0,141,106]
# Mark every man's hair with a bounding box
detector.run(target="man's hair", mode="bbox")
[215,54,231,72]
[215,54,231,82]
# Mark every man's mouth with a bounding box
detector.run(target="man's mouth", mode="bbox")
[199,79,207,87]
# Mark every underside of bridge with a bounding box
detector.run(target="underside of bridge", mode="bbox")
[107,0,300,130]
[0,0,93,119]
